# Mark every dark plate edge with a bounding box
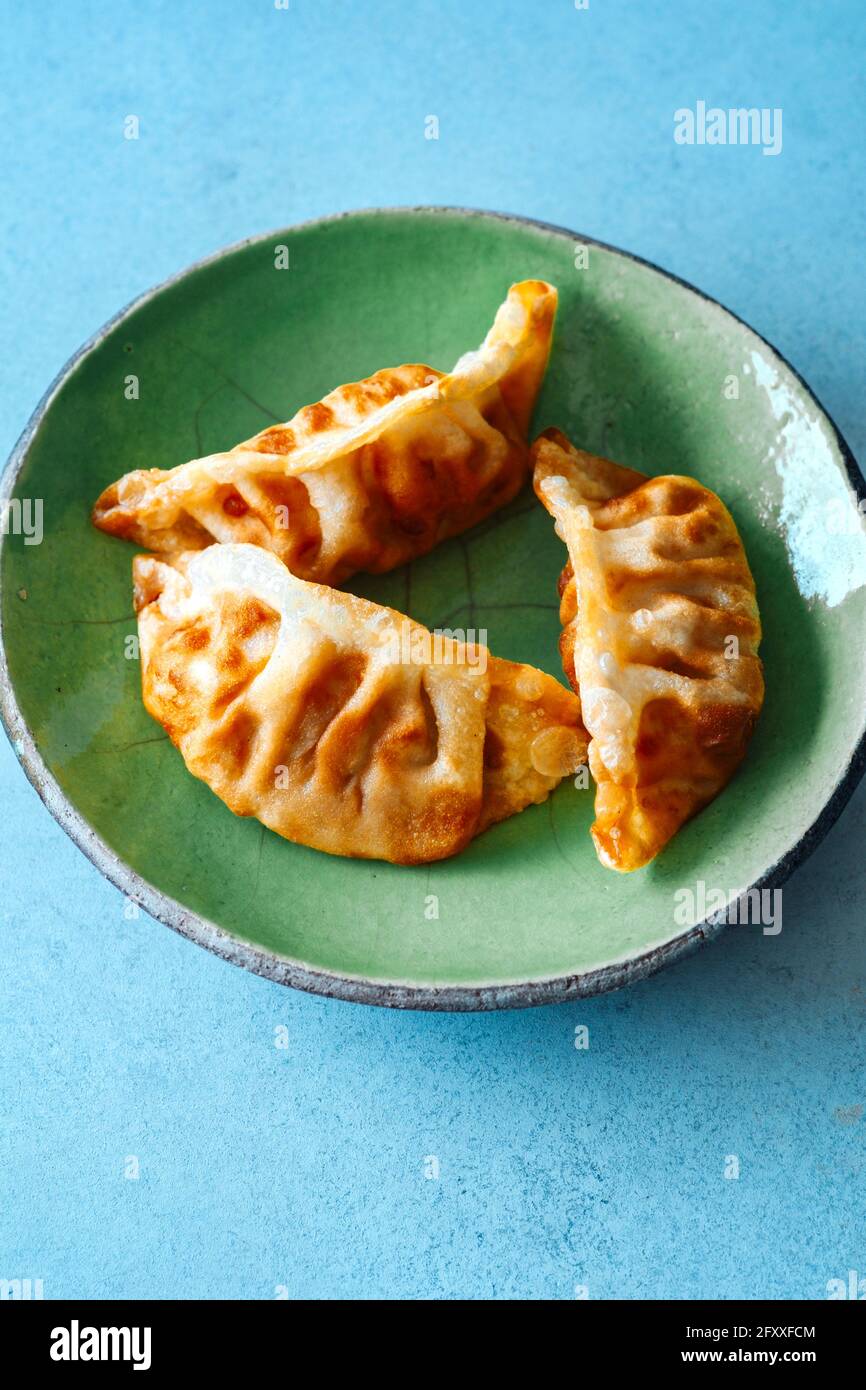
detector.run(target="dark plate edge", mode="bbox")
[1,204,865,1011]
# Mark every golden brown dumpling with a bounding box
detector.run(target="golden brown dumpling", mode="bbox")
[532,428,764,872]
[95,281,557,585]
[133,543,586,865]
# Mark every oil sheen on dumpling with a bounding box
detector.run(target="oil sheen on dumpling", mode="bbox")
[532,428,764,873]
[95,280,557,586]
[133,543,586,865]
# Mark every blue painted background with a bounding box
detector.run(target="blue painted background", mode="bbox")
[2,0,865,1300]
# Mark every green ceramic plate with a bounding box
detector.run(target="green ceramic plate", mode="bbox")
[2,208,865,1008]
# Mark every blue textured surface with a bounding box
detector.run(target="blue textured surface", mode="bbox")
[2,0,865,1301]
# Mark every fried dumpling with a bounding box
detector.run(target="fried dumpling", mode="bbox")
[133,543,586,865]
[95,280,558,585]
[532,428,764,872]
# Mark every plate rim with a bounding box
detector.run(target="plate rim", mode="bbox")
[2,203,865,1011]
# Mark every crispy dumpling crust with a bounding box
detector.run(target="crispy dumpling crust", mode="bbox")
[134,544,586,865]
[533,428,764,872]
[95,281,557,586]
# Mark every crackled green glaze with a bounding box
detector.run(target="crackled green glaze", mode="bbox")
[2,209,865,996]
